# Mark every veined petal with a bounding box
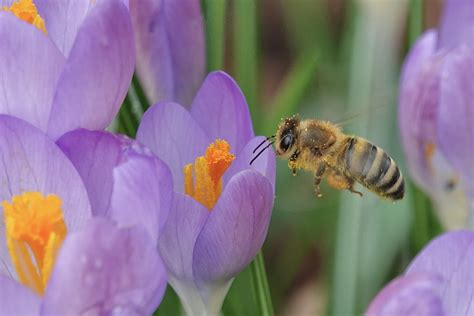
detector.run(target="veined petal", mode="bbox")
[42,219,167,315]
[35,0,93,57]
[137,102,210,192]
[110,152,173,243]
[366,273,444,316]
[438,0,474,50]
[224,136,276,192]
[191,71,255,154]
[130,0,205,106]
[406,231,474,315]
[0,12,65,132]
[0,115,91,281]
[0,275,41,316]
[193,170,273,289]
[47,0,134,139]
[437,46,474,199]
[398,30,440,190]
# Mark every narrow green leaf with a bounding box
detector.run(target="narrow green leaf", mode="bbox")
[250,251,275,316]
[232,0,259,125]
[202,0,227,71]
[408,0,423,46]
[263,49,318,135]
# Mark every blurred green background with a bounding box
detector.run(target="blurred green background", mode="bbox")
[119,0,446,315]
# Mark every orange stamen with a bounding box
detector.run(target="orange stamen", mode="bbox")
[183,140,235,209]
[3,192,67,295]
[2,0,47,34]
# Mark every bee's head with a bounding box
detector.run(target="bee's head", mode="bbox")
[275,116,300,159]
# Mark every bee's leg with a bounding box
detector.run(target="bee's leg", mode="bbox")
[327,170,363,197]
[313,163,327,197]
[289,150,300,176]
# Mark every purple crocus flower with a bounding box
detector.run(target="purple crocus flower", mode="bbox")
[136,71,276,314]
[0,0,134,139]
[129,0,205,106]
[398,0,474,228]
[0,115,167,314]
[366,231,474,315]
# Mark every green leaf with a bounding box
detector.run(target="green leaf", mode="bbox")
[202,0,227,71]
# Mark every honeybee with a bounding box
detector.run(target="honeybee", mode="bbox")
[251,115,404,200]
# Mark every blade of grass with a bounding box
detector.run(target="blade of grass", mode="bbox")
[250,251,274,316]
[263,49,319,135]
[201,0,227,71]
[233,0,259,125]
[408,0,423,46]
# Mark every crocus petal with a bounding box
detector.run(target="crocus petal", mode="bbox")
[0,13,65,132]
[224,136,276,192]
[35,0,93,57]
[57,130,123,218]
[191,71,254,154]
[406,231,474,315]
[437,46,474,198]
[158,192,209,314]
[137,102,210,192]
[0,115,91,279]
[438,0,474,50]
[130,0,205,106]
[366,273,444,316]
[0,275,41,316]
[398,30,439,190]
[46,0,134,139]
[193,170,273,292]
[43,219,167,316]
[109,152,173,242]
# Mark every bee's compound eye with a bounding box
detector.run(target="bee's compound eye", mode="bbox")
[280,134,293,152]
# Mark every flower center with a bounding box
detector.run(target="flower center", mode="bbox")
[3,192,67,295]
[183,139,235,210]
[2,0,47,34]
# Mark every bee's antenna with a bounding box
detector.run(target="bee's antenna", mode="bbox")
[253,135,275,154]
[250,141,274,165]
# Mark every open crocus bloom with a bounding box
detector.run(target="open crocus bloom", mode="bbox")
[398,0,474,228]
[0,115,167,314]
[366,231,474,316]
[129,0,205,106]
[137,71,276,315]
[0,0,134,139]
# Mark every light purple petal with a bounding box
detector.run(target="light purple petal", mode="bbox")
[158,192,209,283]
[57,130,123,217]
[46,0,135,139]
[437,46,474,198]
[438,0,474,50]
[193,170,274,288]
[43,219,167,316]
[366,273,445,316]
[406,231,474,315]
[0,115,91,281]
[398,30,440,190]
[224,136,276,192]
[35,0,93,57]
[0,275,41,316]
[137,102,210,192]
[130,0,205,106]
[110,152,173,243]
[191,71,254,154]
[0,12,65,132]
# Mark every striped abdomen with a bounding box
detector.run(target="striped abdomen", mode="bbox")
[340,137,404,200]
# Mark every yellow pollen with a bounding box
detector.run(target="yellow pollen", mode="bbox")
[183,140,235,210]
[2,0,47,34]
[3,192,67,295]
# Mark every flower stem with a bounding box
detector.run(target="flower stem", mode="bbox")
[250,251,274,316]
